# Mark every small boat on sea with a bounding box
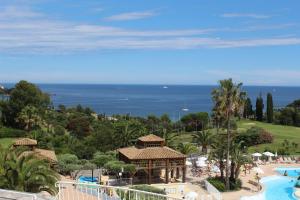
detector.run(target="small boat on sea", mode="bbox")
[163,86,168,89]
[182,108,189,112]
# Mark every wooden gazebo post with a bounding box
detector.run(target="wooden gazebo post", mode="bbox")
[165,159,169,184]
[148,160,152,184]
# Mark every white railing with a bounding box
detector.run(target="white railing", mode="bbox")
[204,180,222,200]
[107,178,133,186]
[55,181,184,200]
[0,189,37,200]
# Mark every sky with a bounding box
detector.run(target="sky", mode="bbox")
[0,0,300,86]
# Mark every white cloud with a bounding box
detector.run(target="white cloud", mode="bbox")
[0,6,42,19]
[206,69,300,86]
[221,13,271,19]
[104,10,157,21]
[0,6,299,54]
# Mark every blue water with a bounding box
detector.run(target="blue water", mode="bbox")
[78,176,98,183]
[3,84,300,119]
[261,176,297,200]
[276,168,300,178]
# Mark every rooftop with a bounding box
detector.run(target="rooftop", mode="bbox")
[138,134,165,142]
[118,146,185,160]
[14,138,37,146]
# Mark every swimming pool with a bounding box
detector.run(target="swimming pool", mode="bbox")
[78,176,98,183]
[276,168,300,178]
[241,168,300,200]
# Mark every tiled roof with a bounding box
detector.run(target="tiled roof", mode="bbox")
[35,148,58,162]
[118,146,185,160]
[22,149,58,163]
[14,138,37,146]
[138,134,165,142]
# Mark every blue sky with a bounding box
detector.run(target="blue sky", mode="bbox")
[0,0,300,85]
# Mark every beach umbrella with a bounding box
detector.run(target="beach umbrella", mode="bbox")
[185,161,192,166]
[198,156,207,161]
[253,167,264,174]
[212,165,221,173]
[185,192,198,200]
[196,160,207,168]
[252,153,262,157]
[263,152,274,157]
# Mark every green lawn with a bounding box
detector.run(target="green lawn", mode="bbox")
[172,120,300,154]
[0,138,15,149]
[237,120,300,154]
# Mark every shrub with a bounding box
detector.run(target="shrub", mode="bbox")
[207,177,242,192]
[207,177,226,192]
[258,130,273,144]
[235,127,273,146]
[0,127,26,138]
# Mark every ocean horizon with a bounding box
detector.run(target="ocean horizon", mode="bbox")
[2,83,300,120]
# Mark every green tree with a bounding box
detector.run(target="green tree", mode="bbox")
[177,143,198,155]
[211,78,246,190]
[16,105,42,131]
[57,154,82,175]
[0,147,59,195]
[113,119,145,148]
[266,93,274,123]
[256,94,264,121]
[193,130,214,154]
[3,81,50,127]
[92,152,115,168]
[181,112,209,132]
[243,98,253,119]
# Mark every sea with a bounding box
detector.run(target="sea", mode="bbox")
[2,84,300,120]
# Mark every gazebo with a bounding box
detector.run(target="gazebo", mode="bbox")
[13,138,58,166]
[118,134,186,184]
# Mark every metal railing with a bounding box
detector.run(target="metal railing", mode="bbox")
[0,189,37,200]
[55,181,184,200]
[203,180,222,200]
[107,178,133,186]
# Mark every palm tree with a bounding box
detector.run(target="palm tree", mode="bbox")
[0,147,59,195]
[16,105,42,131]
[230,142,252,181]
[177,143,198,155]
[211,79,246,190]
[193,130,214,154]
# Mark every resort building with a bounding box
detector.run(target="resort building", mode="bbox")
[118,134,186,184]
[13,138,58,166]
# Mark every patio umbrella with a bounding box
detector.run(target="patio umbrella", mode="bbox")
[263,152,274,157]
[185,161,192,166]
[252,153,262,157]
[198,156,207,161]
[196,160,207,168]
[185,192,198,200]
[253,167,264,174]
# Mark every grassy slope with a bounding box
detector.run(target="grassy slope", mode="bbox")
[172,119,300,154]
[0,138,14,149]
[237,120,300,154]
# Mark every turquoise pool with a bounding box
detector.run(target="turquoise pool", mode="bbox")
[276,168,300,178]
[241,168,300,200]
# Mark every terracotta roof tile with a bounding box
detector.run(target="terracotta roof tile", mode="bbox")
[118,146,185,160]
[138,134,164,142]
[14,138,37,146]
[35,148,58,162]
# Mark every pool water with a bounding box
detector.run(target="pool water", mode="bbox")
[276,168,300,178]
[261,176,297,200]
[78,176,98,183]
[241,168,300,200]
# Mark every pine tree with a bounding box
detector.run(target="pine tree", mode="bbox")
[266,93,273,123]
[256,94,264,121]
[243,98,253,119]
